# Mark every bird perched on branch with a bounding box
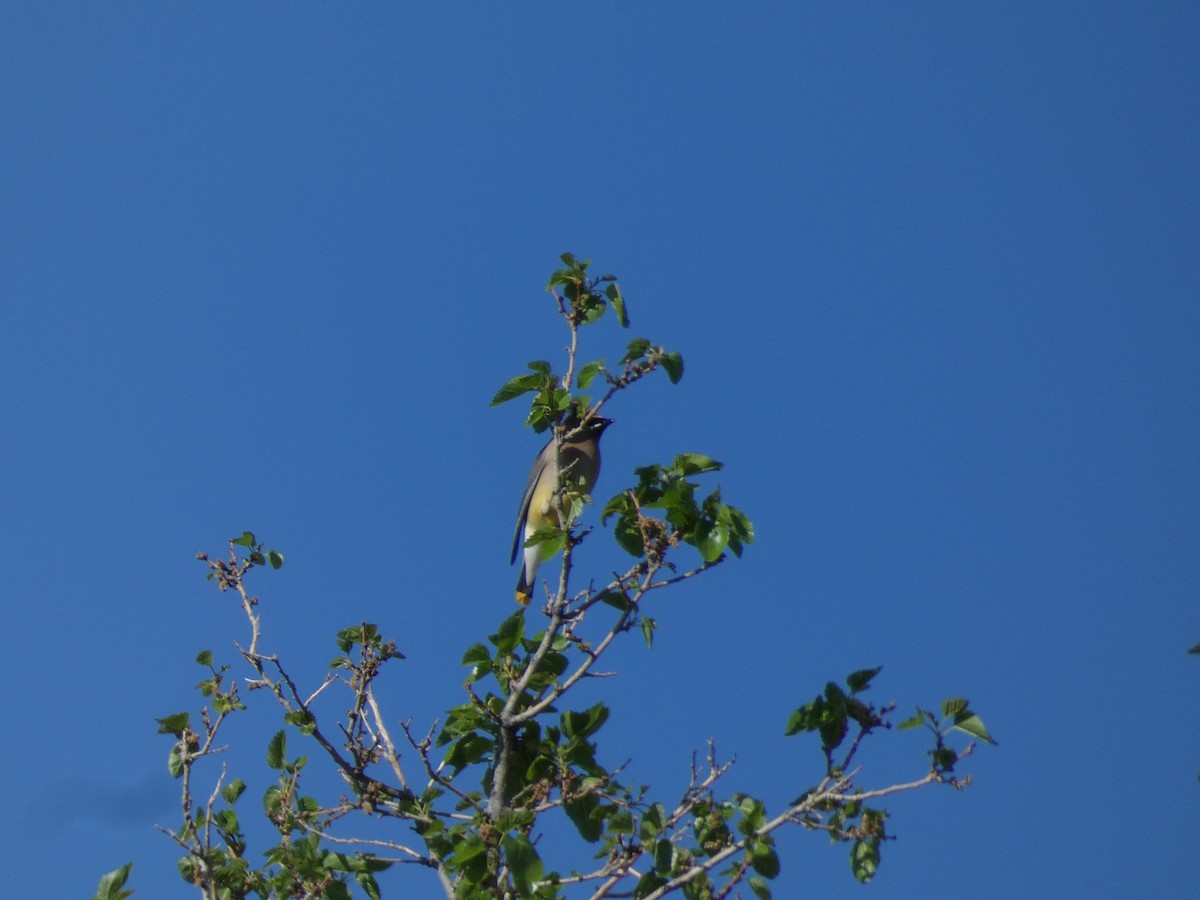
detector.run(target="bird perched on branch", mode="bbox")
[511,409,613,605]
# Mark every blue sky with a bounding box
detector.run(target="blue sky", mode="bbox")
[2,3,1197,897]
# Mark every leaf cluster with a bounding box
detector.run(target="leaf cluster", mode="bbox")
[785,670,996,884]
[603,453,753,566]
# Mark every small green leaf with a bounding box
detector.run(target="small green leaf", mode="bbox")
[846,666,882,694]
[941,697,969,718]
[933,746,958,771]
[604,282,630,327]
[661,351,684,383]
[284,709,317,735]
[641,616,656,649]
[634,871,668,898]
[564,792,604,842]
[334,626,359,654]
[750,842,780,878]
[622,337,652,363]
[653,838,673,874]
[266,730,286,770]
[155,712,190,736]
[695,518,730,562]
[609,809,634,834]
[221,779,246,804]
[490,610,526,655]
[232,531,256,547]
[897,712,927,731]
[461,643,491,667]
[446,733,492,771]
[490,364,553,407]
[195,649,213,667]
[951,712,997,745]
[561,704,610,740]
[502,834,543,896]
[576,359,605,389]
[524,522,566,557]
[266,549,284,569]
[91,862,134,900]
[851,839,880,884]
[784,697,829,737]
[592,591,627,611]
[167,743,185,779]
[749,875,772,899]
[639,803,666,841]
[356,872,383,900]
[673,452,722,475]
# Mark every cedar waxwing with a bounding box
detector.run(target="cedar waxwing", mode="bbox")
[511,411,613,605]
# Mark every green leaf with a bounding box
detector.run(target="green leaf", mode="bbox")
[1189,642,1200,655]
[576,359,605,389]
[155,712,190,736]
[750,842,780,878]
[334,626,362,654]
[641,616,656,649]
[661,351,684,383]
[604,282,630,327]
[897,712,927,731]
[263,785,282,816]
[266,730,286,770]
[597,589,632,610]
[653,838,673,875]
[695,518,730,562]
[461,643,491,667]
[951,712,997,745]
[749,875,772,900]
[266,549,284,569]
[284,709,317,735]
[221,779,246,804]
[784,698,828,737]
[446,733,492,771]
[622,337,652,363]
[673,452,722,475]
[167,743,185,779]
[194,649,213,667]
[502,834,543,896]
[609,809,634,834]
[941,697,969,718]
[561,704,610,740]
[91,862,134,900]
[356,872,382,900]
[564,792,604,843]
[851,839,880,884]
[524,522,566,557]
[933,746,958,771]
[490,364,553,407]
[639,803,666,841]
[232,531,256,547]
[846,666,882,694]
[635,871,668,898]
[490,611,525,655]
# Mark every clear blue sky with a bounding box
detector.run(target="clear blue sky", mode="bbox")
[2,4,1197,898]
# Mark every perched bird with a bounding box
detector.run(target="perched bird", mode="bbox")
[511,410,613,605]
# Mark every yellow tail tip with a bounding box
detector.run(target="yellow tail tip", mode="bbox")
[515,591,532,605]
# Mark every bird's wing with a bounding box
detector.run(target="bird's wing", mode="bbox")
[511,439,554,564]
